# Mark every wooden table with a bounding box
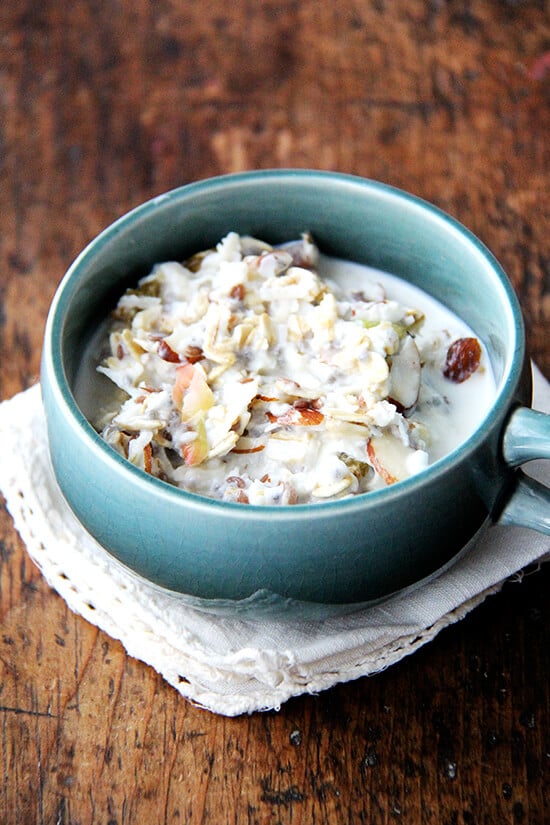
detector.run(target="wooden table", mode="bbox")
[1,2,549,822]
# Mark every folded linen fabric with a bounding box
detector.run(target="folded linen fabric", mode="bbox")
[0,365,548,716]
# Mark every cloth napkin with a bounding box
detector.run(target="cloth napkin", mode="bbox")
[0,366,548,716]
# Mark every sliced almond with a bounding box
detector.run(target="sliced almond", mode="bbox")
[366,432,417,485]
[269,404,324,426]
[388,335,421,413]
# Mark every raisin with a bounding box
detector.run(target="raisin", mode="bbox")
[443,337,481,383]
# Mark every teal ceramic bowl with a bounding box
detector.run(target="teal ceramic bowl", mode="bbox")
[41,171,550,618]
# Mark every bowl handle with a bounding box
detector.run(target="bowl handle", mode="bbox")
[499,407,550,534]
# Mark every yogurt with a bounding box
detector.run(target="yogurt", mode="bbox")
[74,232,496,505]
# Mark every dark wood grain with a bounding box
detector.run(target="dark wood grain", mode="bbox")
[1,1,549,822]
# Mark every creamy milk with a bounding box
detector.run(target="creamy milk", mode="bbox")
[318,256,495,463]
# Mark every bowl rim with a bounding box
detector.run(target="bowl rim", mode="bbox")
[42,169,527,522]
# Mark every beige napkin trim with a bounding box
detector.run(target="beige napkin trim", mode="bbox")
[0,367,548,716]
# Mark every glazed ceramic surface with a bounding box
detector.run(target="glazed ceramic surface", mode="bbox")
[41,171,550,611]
